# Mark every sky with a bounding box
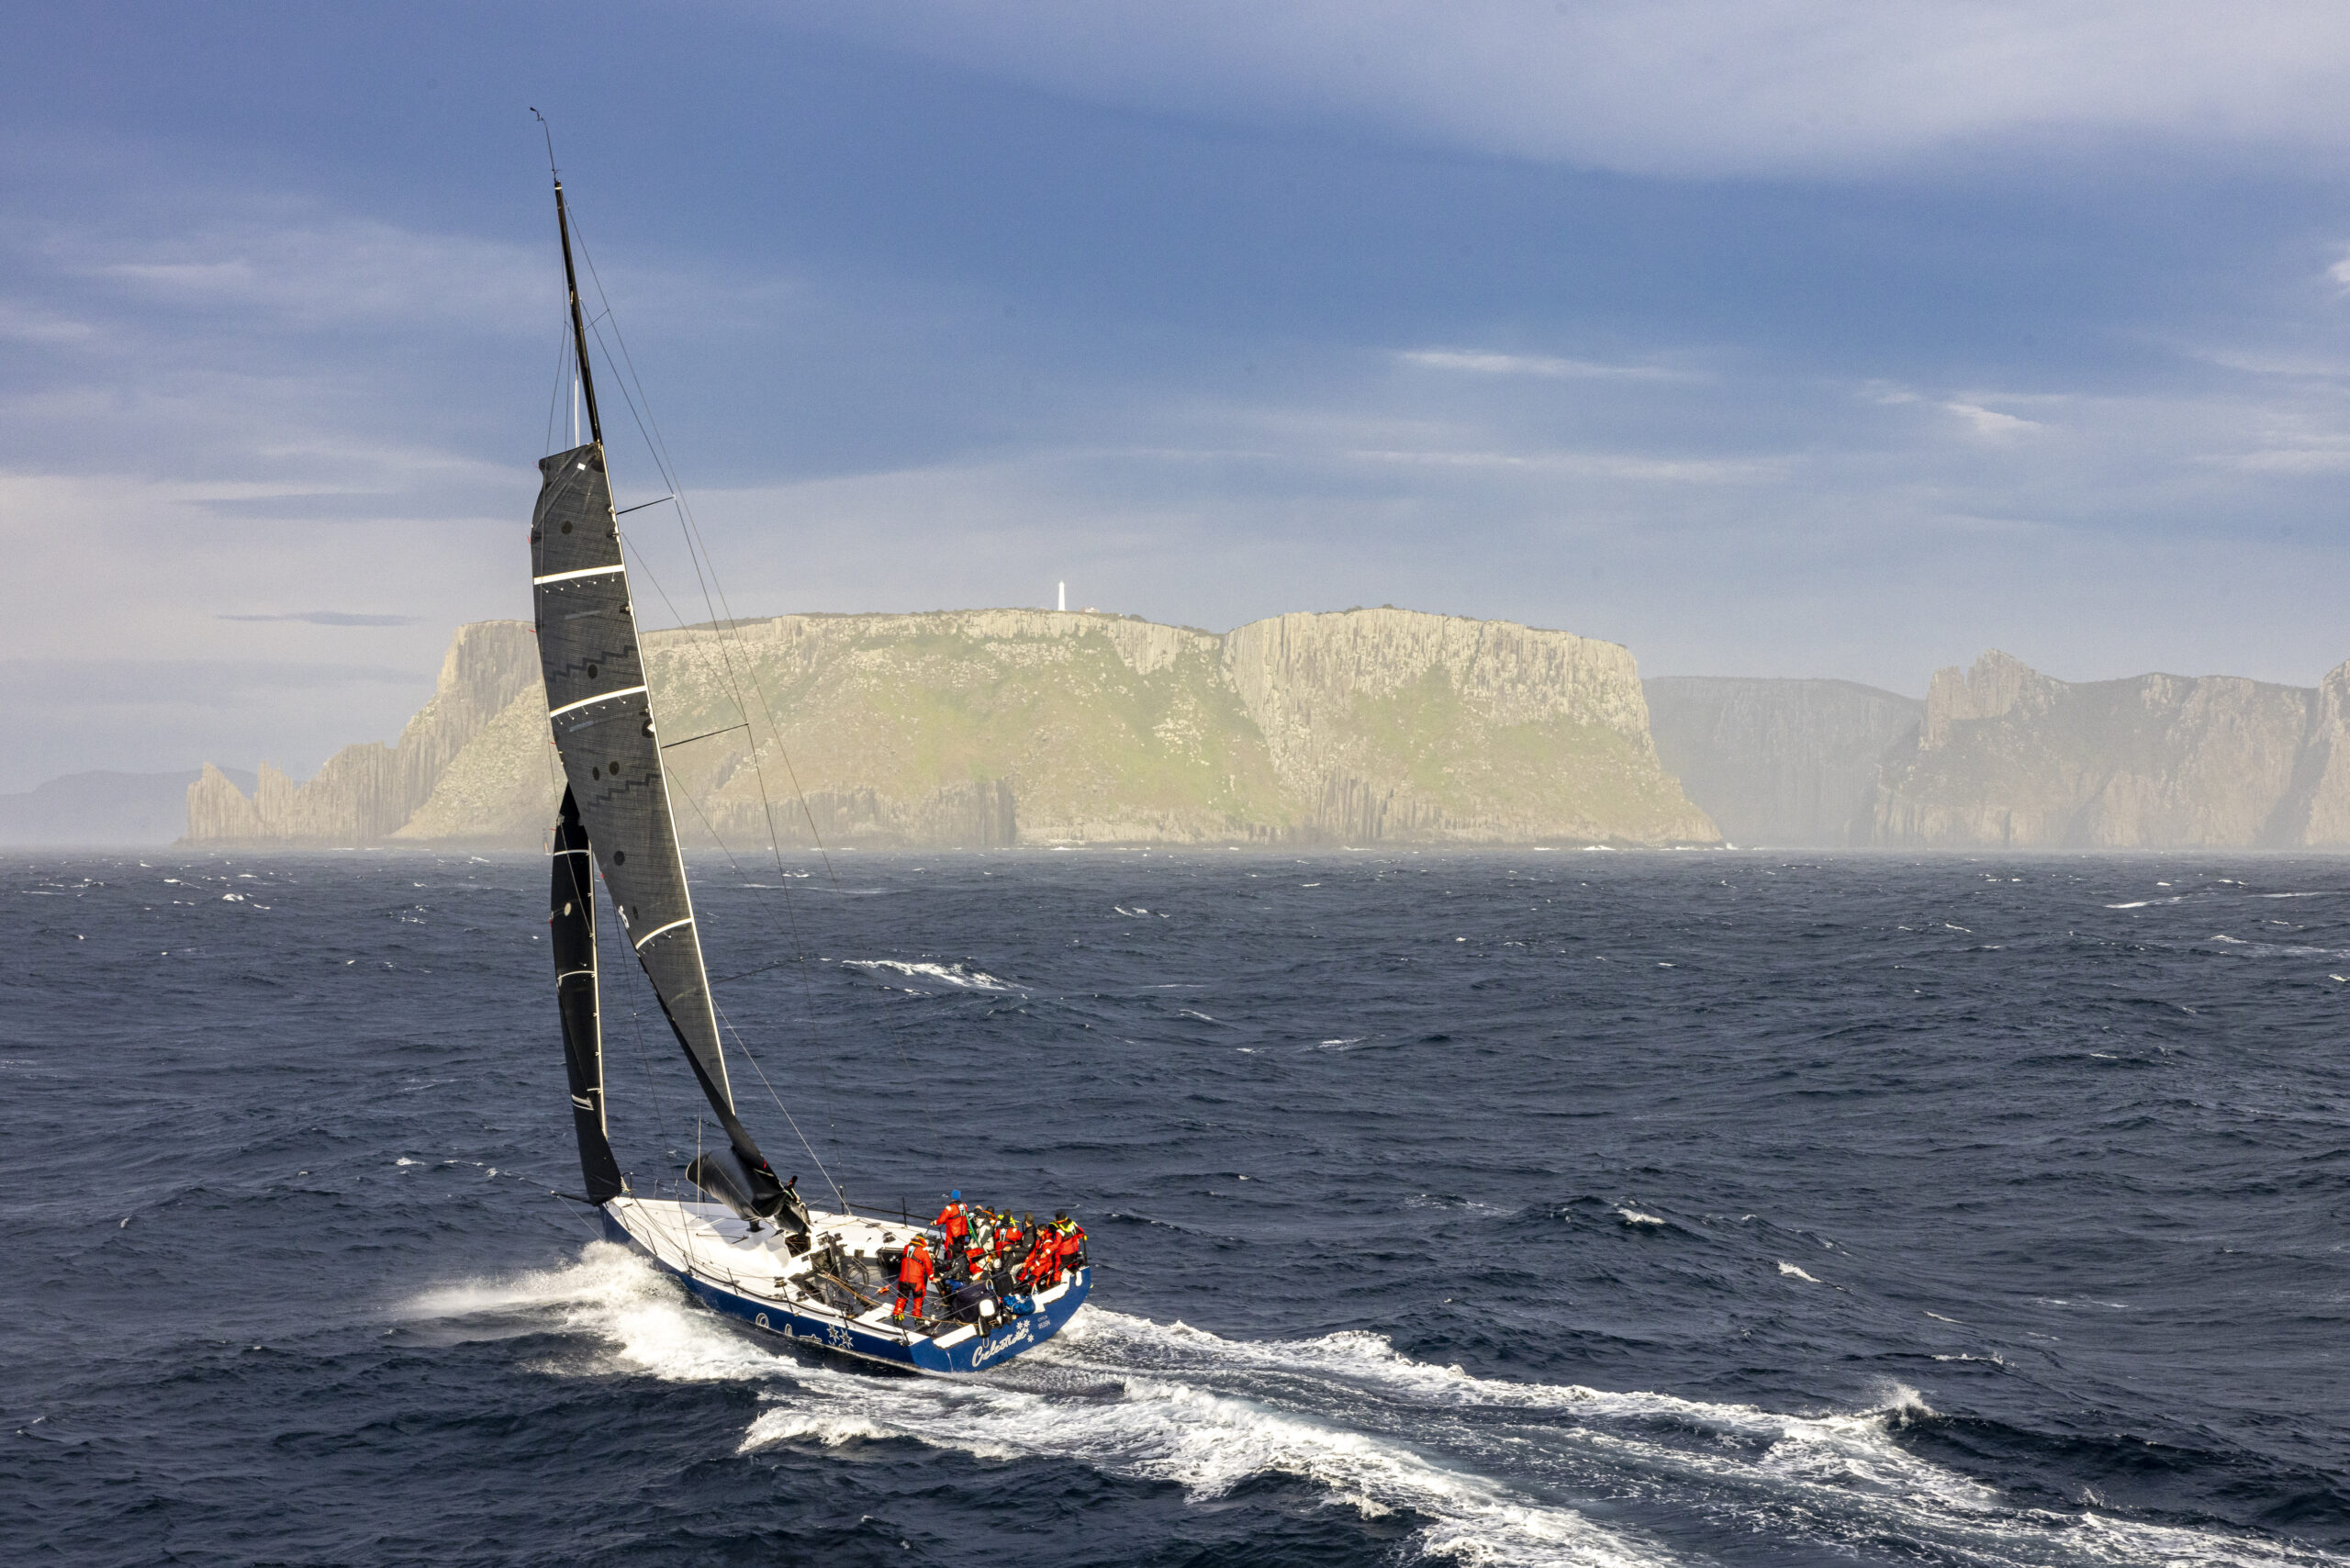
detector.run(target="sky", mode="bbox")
[6,0,2350,790]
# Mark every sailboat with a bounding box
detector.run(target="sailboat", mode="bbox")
[527,153,1091,1373]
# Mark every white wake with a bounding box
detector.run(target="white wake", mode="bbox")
[407,1247,2338,1568]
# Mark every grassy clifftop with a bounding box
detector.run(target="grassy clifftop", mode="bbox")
[221,607,1717,848]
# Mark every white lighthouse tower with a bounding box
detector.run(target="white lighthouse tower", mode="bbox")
[1058,581,1067,612]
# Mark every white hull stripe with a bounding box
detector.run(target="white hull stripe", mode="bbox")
[550,684,647,720]
[534,564,625,586]
[632,916,693,949]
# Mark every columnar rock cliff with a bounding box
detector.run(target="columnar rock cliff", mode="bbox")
[185,622,540,846]
[186,609,1717,849]
[1227,610,1710,844]
[1872,651,2350,849]
[1644,677,1924,847]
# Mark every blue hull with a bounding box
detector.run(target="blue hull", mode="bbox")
[602,1206,1091,1373]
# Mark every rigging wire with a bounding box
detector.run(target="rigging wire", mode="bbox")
[563,200,953,1183]
[617,532,848,1160]
[666,768,849,1210]
[545,312,575,456]
[597,854,680,1190]
[569,216,843,892]
[619,530,946,1175]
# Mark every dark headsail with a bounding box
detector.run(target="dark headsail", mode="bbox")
[532,165,789,1219]
[549,787,625,1202]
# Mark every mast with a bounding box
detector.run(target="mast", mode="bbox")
[527,131,789,1222]
[552,169,603,446]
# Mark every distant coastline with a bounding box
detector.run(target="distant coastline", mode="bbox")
[11,611,2349,854]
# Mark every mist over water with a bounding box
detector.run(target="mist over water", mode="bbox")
[6,850,2349,1565]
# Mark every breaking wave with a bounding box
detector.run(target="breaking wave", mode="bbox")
[841,958,1017,991]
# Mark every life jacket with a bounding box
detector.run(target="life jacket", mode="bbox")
[934,1202,968,1241]
[898,1240,932,1288]
[1055,1220,1085,1263]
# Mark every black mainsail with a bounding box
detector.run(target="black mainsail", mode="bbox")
[532,165,788,1219]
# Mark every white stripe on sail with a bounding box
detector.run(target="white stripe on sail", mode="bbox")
[550,684,648,720]
[632,916,693,950]
[533,564,625,586]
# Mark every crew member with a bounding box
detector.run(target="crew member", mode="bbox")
[934,1191,969,1275]
[1019,1227,1061,1291]
[963,1213,992,1282]
[1053,1211,1087,1277]
[893,1234,933,1323]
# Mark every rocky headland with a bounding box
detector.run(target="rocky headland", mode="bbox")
[185,621,541,846]
[1871,651,2350,849]
[184,608,1718,850]
[1642,653,2350,849]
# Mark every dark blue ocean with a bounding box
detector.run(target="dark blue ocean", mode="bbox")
[7,849,2350,1566]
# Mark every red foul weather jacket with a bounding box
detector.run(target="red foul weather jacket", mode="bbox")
[898,1242,933,1290]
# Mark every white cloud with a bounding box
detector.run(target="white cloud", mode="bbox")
[786,1,2350,178]
[1942,400,2044,438]
[0,300,96,344]
[1343,447,1788,483]
[2213,442,2350,473]
[1399,349,1695,380]
[73,218,554,331]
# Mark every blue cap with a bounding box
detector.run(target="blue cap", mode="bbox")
[950,1190,960,1200]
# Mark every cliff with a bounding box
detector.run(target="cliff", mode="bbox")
[189,608,1716,850]
[1872,650,2350,849]
[1228,610,1711,844]
[1644,677,1924,846]
[185,622,540,846]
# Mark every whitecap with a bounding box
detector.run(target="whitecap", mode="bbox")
[840,958,1014,991]
[1616,1207,1667,1227]
[1776,1261,1818,1282]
